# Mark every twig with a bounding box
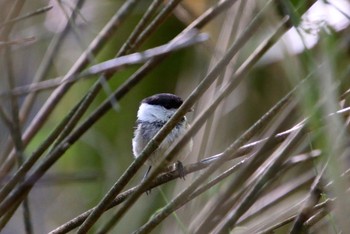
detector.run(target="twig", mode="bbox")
[0,31,206,221]
[289,161,327,233]
[117,0,163,56]
[0,171,99,186]
[0,0,86,178]
[134,19,291,234]
[49,146,319,234]
[0,32,208,98]
[0,0,164,200]
[200,151,318,233]
[217,126,305,233]
[76,0,242,232]
[236,169,315,227]
[258,199,332,234]
[197,0,247,160]
[0,5,53,28]
[0,100,85,204]
[46,0,186,175]
[49,153,246,234]
[0,2,142,205]
[67,1,243,209]
[195,99,297,233]
[18,0,85,125]
[124,0,183,54]
[0,105,13,128]
[83,31,208,76]
[0,37,35,47]
[0,31,206,205]
[0,0,87,166]
[1,1,33,232]
[19,0,139,143]
[0,0,26,37]
[304,203,331,228]
[0,201,20,230]
[0,0,142,181]
[104,4,270,234]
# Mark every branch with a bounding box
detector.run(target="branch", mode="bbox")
[0,31,208,98]
[49,146,320,234]
[0,5,53,28]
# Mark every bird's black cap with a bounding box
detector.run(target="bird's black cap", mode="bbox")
[142,93,183,110]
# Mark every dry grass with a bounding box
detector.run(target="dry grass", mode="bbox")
[0,0,349,233]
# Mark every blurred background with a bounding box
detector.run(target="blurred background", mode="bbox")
[0,0,350,233]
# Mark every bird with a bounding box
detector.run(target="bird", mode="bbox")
[132,93,192,180]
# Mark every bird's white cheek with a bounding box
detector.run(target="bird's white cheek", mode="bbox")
[137,103,171,122]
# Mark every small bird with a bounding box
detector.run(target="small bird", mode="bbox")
[132,93,192,179]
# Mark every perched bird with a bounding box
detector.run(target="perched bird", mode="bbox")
[132,93,192,179]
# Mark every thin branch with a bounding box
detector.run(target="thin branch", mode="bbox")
[0,105,13,129]
[51,91,350,234]
[0,32,208,98]
[0,5,53,28]
[0,31,206,205]
[7,1,241,211]
[70,0,242,176]
[0,0,141,183]
[197,0,247,161]
[0,0,167,196]
[304,205,331,229]
[258,169,349,234]
[83,31,208,76]
[0,32,206,220]
[194,103,298,233]
[117,0,163,56]
[0,0,26,38]
[0,100,84,204]
[258,199,332,234]
[217,126,305,233]
[44,0,190,178]
[1,0,33,232]
[124,0,183,54]
[101,5,270,234]
[0,172,99,186]
[18,0,85,124]
[20,0,140,143]
[135,16,290,234]
[0,0,88,165]
[289,161,327,233]
[0,200,20,230]
[1,0,192,205]
[236,169,315,227]
[49,153,248,234]
[48,144,319,234]
[76,0,241,232]
[0,37,35,47]
[41,0,187,177]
